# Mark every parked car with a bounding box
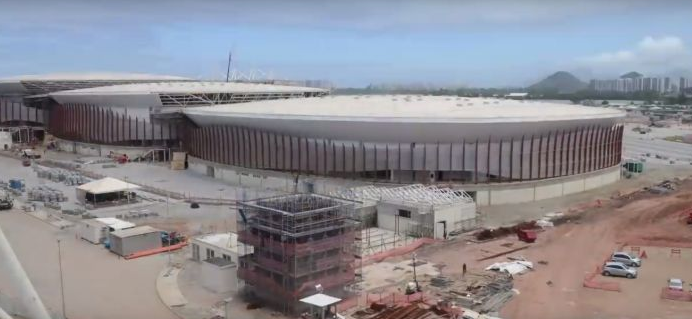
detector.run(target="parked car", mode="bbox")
[602,262,637,279]
[668,278,684,291]
[611,251,642,267]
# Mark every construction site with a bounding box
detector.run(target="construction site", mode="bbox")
[236,194,358,314]
[1,73,692,319]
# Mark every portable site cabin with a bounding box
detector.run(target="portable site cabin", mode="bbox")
[75,177,140,207]
[108,225,161,257]
[79,217,135,244]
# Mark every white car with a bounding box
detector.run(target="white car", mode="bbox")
[668,278,684,291]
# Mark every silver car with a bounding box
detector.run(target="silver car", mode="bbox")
[602,262,637,279]
[611,251,641,267]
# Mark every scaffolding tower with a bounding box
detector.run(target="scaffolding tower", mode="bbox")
[237,194,357,314]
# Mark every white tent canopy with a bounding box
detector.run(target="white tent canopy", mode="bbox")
[77,177,140,194]
[76,177,140,204]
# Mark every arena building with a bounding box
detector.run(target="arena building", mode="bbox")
[181,95,625,204]
[0,73,626,205]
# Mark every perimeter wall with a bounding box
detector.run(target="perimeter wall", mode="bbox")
[187,156,621,206]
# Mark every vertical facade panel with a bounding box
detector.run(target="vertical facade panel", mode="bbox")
[486,137,491,183]
[509,138,514,181]
[537,134,543,179]
[474,139,479,184]
[528,135,534,180]
[519,136,525,181]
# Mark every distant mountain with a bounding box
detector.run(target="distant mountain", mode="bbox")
[529,71,587,94]
[620,71,643,79]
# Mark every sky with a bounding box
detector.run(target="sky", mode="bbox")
[0,0,691,87]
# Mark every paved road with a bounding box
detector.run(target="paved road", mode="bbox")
[0,211,174,319]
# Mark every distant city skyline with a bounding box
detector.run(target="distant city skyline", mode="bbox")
[1,0,691,87]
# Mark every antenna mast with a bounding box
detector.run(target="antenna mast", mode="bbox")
[225,51,232,82]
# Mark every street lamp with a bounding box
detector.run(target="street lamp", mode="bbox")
[57,239,67,319]
[412,253,419,292]
[223,297,233,319]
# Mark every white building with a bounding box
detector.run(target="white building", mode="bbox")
[78,217,136,244]
[190,233,254,293]
[335,184,477,239]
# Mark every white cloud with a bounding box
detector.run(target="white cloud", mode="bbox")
[579,36,692,76]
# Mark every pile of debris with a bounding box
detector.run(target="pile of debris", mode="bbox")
[28,186,68,203]
[647,179,678,194]
[35,167,88,186]
[475,221,537,241]
[426,271,514,315]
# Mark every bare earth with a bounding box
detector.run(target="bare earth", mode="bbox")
[415,179,692,319]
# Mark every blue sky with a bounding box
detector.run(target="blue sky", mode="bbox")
[1,0,691,87]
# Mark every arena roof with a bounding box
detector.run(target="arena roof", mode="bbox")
[183,95,624,142]
[184,95,624,123]
[48,81,329,95]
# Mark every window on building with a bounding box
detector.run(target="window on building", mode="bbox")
[398,209,412,218]
[223,254,232,262]
[206,248,215,260]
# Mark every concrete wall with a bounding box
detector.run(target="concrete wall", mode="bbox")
[200,261,240,294]
[433,203,477,238]
[467,166,621,206]
[376,202,422,236]
[187,156,621,207]
[54,138,164,159]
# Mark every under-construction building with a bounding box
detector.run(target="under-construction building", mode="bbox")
[236,194,357,314]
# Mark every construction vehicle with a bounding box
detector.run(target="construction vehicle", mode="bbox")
[0,191,13,210]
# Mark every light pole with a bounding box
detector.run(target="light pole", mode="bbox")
[412,253,419,292]
[57,239,67,319]
[223,297,233,319]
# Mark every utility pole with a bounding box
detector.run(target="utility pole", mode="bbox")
[57,239,67,319]
[226,51,232,82]
[412,253,419,292]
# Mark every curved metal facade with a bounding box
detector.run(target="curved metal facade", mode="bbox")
[183,123,624,184]
[47,104,181,146]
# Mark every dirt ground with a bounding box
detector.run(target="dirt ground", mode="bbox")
[411,178,692,319]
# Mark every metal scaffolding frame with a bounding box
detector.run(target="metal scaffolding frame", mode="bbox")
[333,184,474,209]
[158,91,325,107]
[237,194,358,314]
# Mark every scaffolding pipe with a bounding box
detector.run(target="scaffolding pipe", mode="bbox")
[0,224,52,319]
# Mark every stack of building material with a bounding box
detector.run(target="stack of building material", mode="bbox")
[34,167,87,185]
[170,152,186,170]
[28,186,67,202]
